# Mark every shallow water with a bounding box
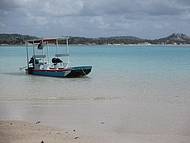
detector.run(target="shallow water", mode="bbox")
[0,45,190,142]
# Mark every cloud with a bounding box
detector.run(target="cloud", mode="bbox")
[1,0,187,17]
[80,0,187,17]
[0,0,190,38]
[179,0,190,5]
[141,1,184,16]
[0,0,17,9]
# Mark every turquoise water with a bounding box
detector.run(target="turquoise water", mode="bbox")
[0,45,190,140]
[0,45,190,100]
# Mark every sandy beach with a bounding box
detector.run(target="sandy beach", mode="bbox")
[0,120,85,143]
[1,119,190,143]
[1,93,190,143]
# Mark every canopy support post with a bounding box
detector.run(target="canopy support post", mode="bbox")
[26,42,29,72]
[32,41,35,69]
[66,37,69,67]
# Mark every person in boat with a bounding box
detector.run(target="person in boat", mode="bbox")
[37,41,43,49]
[29,56,39,68]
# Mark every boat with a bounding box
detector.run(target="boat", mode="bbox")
[25,37,92,78]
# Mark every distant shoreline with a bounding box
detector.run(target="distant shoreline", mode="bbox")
[1,43,190,47]
[0,33,190,45]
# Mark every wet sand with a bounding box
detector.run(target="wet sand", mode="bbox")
[1,94,190,143]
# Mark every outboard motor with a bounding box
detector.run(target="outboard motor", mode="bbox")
[52,58,63,65]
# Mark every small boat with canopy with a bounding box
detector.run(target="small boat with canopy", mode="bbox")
[25,37,92,78]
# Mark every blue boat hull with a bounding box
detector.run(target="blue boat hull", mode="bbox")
[65,66,92,78]
[26,66,92,78]
[32,70,70,77]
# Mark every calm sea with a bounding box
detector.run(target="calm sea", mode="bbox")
[1,45,190,100]
[0,45,190,140]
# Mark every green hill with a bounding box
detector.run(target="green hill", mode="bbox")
[0,33,190,45]
[0,34,39,45]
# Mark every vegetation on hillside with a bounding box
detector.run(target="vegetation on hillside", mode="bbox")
[0,33,190,45]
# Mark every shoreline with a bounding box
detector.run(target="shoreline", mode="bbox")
[0,120,84,143]
[0,44,190,47]
[1,120,190,143]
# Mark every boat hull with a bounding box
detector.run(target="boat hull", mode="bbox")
[65,66,92,78]
[26,66,92,78]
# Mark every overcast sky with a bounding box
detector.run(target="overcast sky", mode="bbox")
[0,0,190,38]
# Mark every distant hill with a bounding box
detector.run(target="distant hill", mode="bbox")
[0,34,39,45]
[101,36,141,40]
[59,33,190,45]
[0,33,190,45]
[161,33,190,41]
[153,33,190,44]
[69,36,144,45]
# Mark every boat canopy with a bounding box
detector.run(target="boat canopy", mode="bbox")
[26,37,69,44]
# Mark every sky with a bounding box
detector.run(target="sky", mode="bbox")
[0,0,190,38]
